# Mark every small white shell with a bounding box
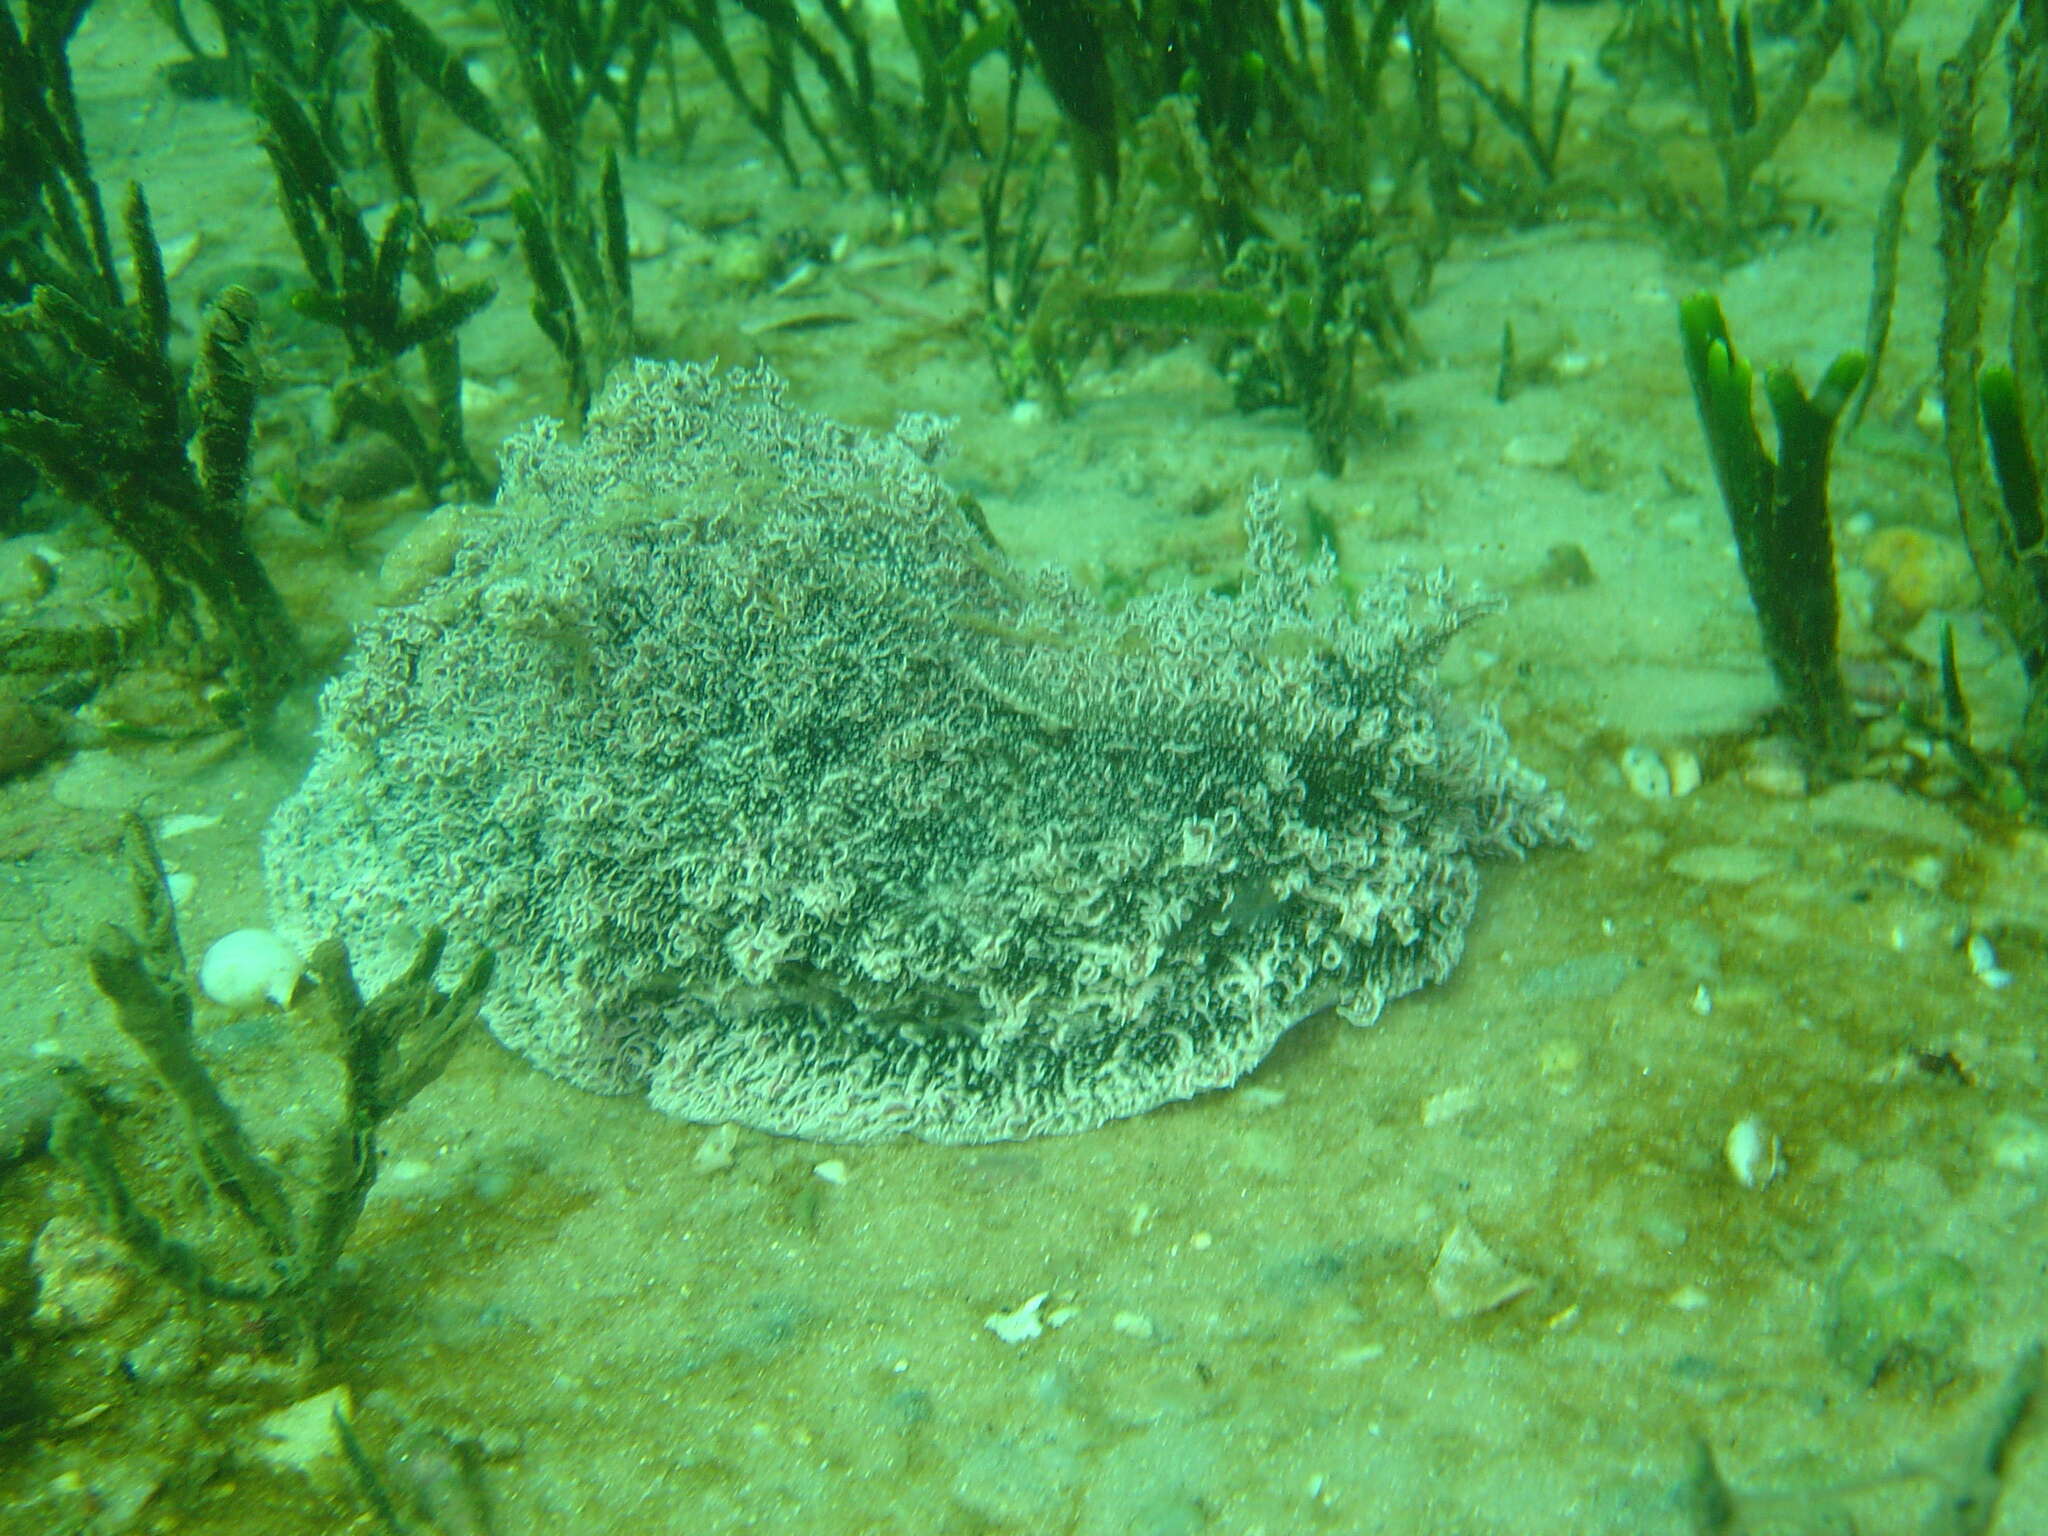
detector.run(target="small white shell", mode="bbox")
[1967,933,2013,989]
[1619,745,1673,800]
[197,929,304,1011]
[984,1291,1049,1344]
[1724,1117,1782,1190]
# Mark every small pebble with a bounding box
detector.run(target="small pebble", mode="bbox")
[710,232,776,289]
[1234,1085,1288,1113]
[378,506,468,606]
[1903,855,1948,891]
[0,699,62,779]
[123,1315,202,1385]
[1111,1311,1157,1341]
[0,539,57,606]
[1536,1039,1585,1091]
[1984,1114,2048,1175]
[1533,541,1596,590]
[1502,433,1572,470]
[1860,526,1977,621]
[30,1215,135,1332]
[1421,1085,1478,1127]
[624,198,673,260]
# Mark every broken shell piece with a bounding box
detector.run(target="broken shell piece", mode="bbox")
[1429,1222,1534,1319]
[157,811,222,840]
[985,1291,1049,1344]
[1724,1117,1782,1190]
[1966,933,2014,990]
[197,929,305,1011]
[1619,745,1673,800]
[1741,738,1809,798]
[157,230,201,281]
[693,1123,739,1172]
[1665,749,1703,798]
[1502,433,1572,470]
[250,1386,353,1477]
[1112,1310,1157,1341]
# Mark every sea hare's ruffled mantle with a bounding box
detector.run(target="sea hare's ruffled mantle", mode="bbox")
[265,361,1575,1143]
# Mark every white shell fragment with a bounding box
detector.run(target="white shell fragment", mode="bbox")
[1429,1223,1534,1319]
[1966,932,2013,990]
[1724,1117,1782,1190]
[692,1123,739,1172]
[1501,432,1572,470]
[1741,739,1809,798]
[197,929,305,1011]
[984,1291,1049,1344]
[250,1386,353,1476]
[1619,745,1673,800]
[156,812,222,840]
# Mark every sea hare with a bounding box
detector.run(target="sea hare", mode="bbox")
[264,361,1573,1143]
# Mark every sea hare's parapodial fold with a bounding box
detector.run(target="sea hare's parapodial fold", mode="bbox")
[265,362,1574,1144]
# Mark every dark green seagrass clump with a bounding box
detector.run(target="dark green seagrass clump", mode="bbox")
[1933,0,2048,802]
[54,815,492,1368]
[346,0,640,420]
[253,53,497,502]
[0,2,301,725]
[1678,291,1864,768]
